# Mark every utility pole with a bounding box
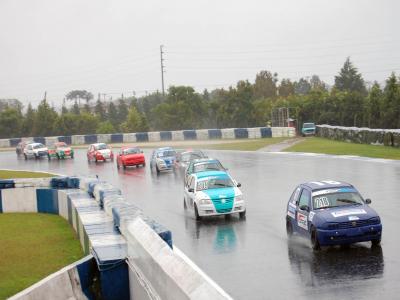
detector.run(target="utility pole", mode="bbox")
[160,45,165,96]
[43,91,47,101]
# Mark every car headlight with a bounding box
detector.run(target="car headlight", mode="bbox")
[199,199,212,205]
[235,195,244,202]
[156,158,165,164]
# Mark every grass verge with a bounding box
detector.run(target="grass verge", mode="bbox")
[190,137,289,151]
[0,170,55,179]
[0,213,83,299]
[286,137,400,160]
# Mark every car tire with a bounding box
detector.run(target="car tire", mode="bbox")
[123,164,126,170]
[371,239,381,247]
[311,227,320,250]
[286,219,293,237]
[24,154,27,160]
[143,162,146,167]
[239,210,246,219]
[194,204,201,221]
[117,161,120,169]
[184,198,187,210]
[156,165,160,174]
[47,154,51,160]
[35,154,39,159]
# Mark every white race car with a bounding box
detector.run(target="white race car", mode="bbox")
[23,142,49,159]
[184,170,246,220]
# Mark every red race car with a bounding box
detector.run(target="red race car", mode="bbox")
[87,143,114,162]
[116,146,145,169]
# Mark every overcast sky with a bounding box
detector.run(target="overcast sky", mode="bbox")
[0,0,399,107]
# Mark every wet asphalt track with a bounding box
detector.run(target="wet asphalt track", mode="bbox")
[1,149,400,299]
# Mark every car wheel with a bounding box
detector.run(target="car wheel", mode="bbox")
[116,161,120,169]
[35,154,39,159]
[371,239,381,247]
[311,227,320,250]
[24,154,27,160]
[239,210,246,219]
[47,154,51,160]
[286,219,293,237]
[156,165,160,174]
[194,204,201,221]
[123,164,126,169]
[184,198,187,210]
[143,162,146,167]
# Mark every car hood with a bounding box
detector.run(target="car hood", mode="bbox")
[58,147,71,151]
[197,187,237,200]
[122,153,143,159]
[159,156,175,161]
[315,205,378,223]
[97,149,111,155]
[34,147,48,152]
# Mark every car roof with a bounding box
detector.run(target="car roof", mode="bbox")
[192,158,218,164]
[92,143,107,146]
[301,181,353,191]
[194,170,228,179]
[30,142,44,146]
[156,147,173,151]
[121,145,139,149]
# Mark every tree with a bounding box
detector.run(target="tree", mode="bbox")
[294,78,311,95]
[365,83,382,128]
[22,103,36,136]
[94,99,107,121]
[334,58,367,94]
[0,108,23,138]
[32,99,58,136]
[65,90,93,105]
[253,71,278,99]
[121,106,148,132]
[107,102,119,129]
[117,99,129,125]
[310,75,327,91]
[71,100,80,115]
[381,73,400,128]
[278,79,295,97]
[97,121,115,134]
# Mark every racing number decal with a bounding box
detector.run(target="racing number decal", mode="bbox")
[297,212,308,230]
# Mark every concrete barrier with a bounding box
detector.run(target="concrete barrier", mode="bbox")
[1,175,231,300]
[0,126,297,148]
[316,125,400,148]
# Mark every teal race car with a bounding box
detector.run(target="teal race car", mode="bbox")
[48,142,74,159]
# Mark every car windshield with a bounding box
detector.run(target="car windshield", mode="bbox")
[123,148,140,155]
[313,192,364,209]
[303,123,315,128]
[96,144,107,150]
[33,144,44,149]
[196,175,235,191]
[193,162,223,173]
[56,142,67,147]
[157,150,176,158]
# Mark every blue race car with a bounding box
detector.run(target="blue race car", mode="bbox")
[285,180,382,250]
[150,147,177,173]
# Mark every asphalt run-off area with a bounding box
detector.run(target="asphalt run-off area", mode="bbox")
[1,149,399,299]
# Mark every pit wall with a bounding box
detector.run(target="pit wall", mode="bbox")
[0,127,295,148]
[316,125,400,147]
[0,177,232,300]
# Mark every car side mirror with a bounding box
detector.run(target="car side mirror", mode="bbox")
[299,205,310,212]
[188,188,194,193]
[365,198,372,204]
[237,183,241,187]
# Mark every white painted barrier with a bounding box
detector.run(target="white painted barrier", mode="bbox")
[1,187,37,212]
[126,218,232,300]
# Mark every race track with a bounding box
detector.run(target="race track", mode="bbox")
[1,149,400,299]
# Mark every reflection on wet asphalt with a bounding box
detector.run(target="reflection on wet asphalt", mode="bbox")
[1,149,400,299]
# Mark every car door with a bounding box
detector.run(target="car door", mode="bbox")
[27,145,34,156]
[296,188,312,236]
[184,175,196,209]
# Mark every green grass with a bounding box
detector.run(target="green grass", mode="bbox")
[286,137,400,160]
[194,137,289,151]
[0,170,55,179]
[0,213,83,299]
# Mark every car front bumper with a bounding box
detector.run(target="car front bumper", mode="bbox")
[317,224,382,246]
[197,202,246,217]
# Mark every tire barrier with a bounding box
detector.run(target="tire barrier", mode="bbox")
[0,126,296,148]
[0,176,231,300]
[317,125,400,147]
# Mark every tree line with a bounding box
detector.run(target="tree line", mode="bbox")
[0,57,399,139]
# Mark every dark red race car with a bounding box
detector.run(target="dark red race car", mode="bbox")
[116,146,145,169]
